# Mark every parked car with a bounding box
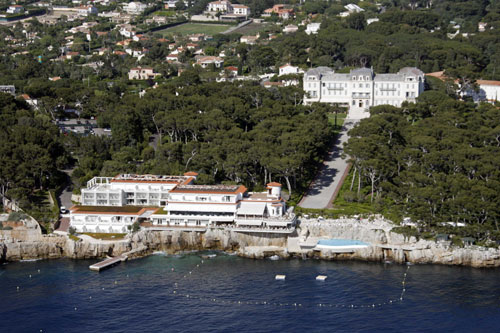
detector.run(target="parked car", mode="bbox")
[60,206,68,214]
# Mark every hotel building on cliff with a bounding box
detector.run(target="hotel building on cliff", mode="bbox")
[303,67,425,119]
[70,173,296,234]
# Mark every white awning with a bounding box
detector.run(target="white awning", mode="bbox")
[237,203,265,216]
[236,219,262,226]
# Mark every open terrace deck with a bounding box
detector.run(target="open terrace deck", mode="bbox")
[89,255,127,271]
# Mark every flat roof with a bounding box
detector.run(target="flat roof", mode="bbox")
[170,185,247,194]
[71,205,156,215]
[111,174,192,184]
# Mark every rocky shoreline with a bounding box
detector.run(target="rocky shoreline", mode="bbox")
[1,217,500,268]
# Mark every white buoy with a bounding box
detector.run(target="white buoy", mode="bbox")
[74,307,77,311]
[171,268,174,271]
[114,281,117,284]
[38,270,40,273]
[316,275,327,281]
[275,275,286,280]
[29,275,32,278]
[16,286,19,291]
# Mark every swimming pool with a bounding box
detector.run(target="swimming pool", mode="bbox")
[315,239,370,252]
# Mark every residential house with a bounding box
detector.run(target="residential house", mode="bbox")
[119,24,136,38]
[240,35,258,45]
[128,67,161,80]
[263,4,294,20]
[207,1,231,12]
[279,64,299,76]
[124,2,147,15]
[188,33,205,42]
[6,5,24,14]
[166,53,179,62]
[283,24,298,33]
[463,80,500,103]
[78,5,98,17]
[231,4,250,17]
[478,22,488,32]
[305,23,320,35]
[225,66,238,76]
[0,85,16,95]
[196,56,224,68]
[340,3,365,17]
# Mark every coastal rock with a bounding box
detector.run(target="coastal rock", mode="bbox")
[2,217,500,268]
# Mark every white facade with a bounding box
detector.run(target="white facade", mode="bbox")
[305,23,320,35]
[283,24,298,33]
[231,4,250,16]
[304,67,425,119]
[124,2,147,15]
[279,64,299,76]
[70,207,157,233]
[7,5,24,14]
[196,56,224,68]
[78,5,98,17]
[81,174,193,206]
[150,182,293,230]
[207,1,231,12]
[72,174,296,233]
[463,80,500,103]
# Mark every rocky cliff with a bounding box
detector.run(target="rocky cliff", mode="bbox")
[299,218,500,268]
[2,218,500,268]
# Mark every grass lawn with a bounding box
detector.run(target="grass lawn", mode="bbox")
[81,233,127,240]
[69,234,80,242]
[159,23,231,36]
[328,112,347,128]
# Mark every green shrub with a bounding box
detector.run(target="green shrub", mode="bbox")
[8,211,27,221]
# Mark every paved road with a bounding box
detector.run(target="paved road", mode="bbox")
[58,168,75,210]
[298,119,358,209]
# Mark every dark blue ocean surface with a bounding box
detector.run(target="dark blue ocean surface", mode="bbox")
[0,253,499,332]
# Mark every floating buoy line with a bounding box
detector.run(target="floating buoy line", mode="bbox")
[171,257,411,309]
[15,255,410,313]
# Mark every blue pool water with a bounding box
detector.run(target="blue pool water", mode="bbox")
[0,254,499,332]
[317,239,369,246]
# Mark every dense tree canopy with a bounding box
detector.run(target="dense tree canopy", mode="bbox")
[344,93,500,241]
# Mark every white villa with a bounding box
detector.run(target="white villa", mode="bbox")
[70,173,296,234]
[195,56,224,68]
[123,2,147,15]
[305,23,321,35]
[463,80,500,103]
[6,5,24,14]
[304,67,425,119]
[203,1,250,21]
[279,64,300,76]
[128,67,161,80]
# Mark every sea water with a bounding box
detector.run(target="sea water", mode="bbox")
[0,254,499,332]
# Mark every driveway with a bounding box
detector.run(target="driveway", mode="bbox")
[58,168,75,210]
[298,119,358,209]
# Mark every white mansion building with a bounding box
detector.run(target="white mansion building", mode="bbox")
[303,67,425,119]
[70,173,296,234]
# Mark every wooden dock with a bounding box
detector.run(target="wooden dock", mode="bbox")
[89,255,127,272]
